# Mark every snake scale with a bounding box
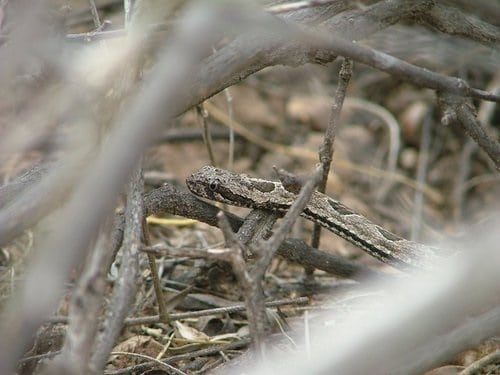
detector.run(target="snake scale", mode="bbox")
[186,166,443,270]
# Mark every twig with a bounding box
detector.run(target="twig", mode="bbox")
[310,58,352,265]
[438,92,500,170]
[109,351,186,375]
[207,166,321,356]
[410,112,432,242]
[123,0,132,28]
[236,209,279,259]
[104,338,251,375]
[253,166,322,281]
[223,87,235,169]
[18,351,61,365]
[45,220,116,374]
[197,104,217,167]
[215,212,270,355]
[424,3,500,48]
[47,297,309,326]
[143,216,170,323]
[87,0,102,29]
[89,166,144,372]
[64,2,500,104]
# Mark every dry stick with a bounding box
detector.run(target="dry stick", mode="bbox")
[253,168,322,356]
[109,351,186,375]
[157,125,235,143]
[136,164,170,324]
[223,87,235,169]
[424,2,500,48]
[67,1,500,104]
[306,33,498,104]
[215,168,322,358]
[46,220,116,374]
[216,212,271,357]
[453,76,500,221]
[87,0,102,29]
[310,58,353,275]
[142,216,170,323]
[123,0,133,28]
[192,1,500,105]
[438,92,500,170]
[89,166,144,372]
[410,112,433,242]
[197,105,217,167]
[46,296,309,326]
[237,209,279,259]
[253,166,323,281]
[105,338,251,375]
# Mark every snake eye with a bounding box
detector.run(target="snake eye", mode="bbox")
[209,181,218,191]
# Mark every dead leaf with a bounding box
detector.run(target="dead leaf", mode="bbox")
[174,321,210,342]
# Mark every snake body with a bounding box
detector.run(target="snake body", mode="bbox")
[186,166,443,270]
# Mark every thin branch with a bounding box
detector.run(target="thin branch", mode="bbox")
[142,214,171,323]
[197,105,217,167]
[438,92,500,170]
[310,58,352,259]
[253,166,323,280]
[47,297,309,326]
[411,112,433,241]
[109,351,186,375]
[424,3,500,48]
[46,221,116,374]
[89,166,144,372]
[87,0,102,29]
[105,338,251,375]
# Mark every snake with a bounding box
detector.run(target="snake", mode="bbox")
[186,166,444,270]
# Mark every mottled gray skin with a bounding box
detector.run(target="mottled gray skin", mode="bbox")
[187,166,444,270]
